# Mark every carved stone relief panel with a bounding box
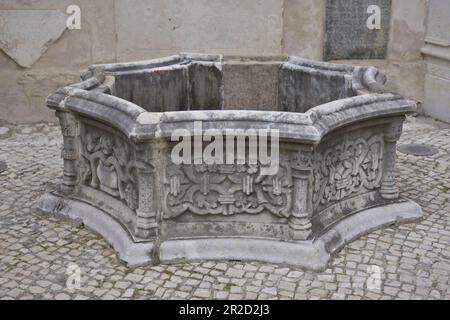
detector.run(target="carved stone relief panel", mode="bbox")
[164,160,294,219]
[312,133,384,210]
[78,123,139,211]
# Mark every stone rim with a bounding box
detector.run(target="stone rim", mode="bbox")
[45,53,418,143]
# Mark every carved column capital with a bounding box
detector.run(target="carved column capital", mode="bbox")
[291,146,314,172]
[384,119,404,143]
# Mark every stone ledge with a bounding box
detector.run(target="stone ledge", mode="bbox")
[38,192,154,267]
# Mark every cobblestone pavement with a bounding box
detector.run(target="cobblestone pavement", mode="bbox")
[0,116,449,300]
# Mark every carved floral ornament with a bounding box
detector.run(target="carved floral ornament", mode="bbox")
[77,125,150,211]
[165,161,293,218]
[312,134,384,209]
[73,120,386,224]
[163,133,385,218]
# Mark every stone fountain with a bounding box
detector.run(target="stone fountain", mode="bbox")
[39,53,422,271]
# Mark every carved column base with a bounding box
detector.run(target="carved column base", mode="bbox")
[134,207,158,238]
[380,184,399,200]
[135,215,158,239]
[289,217,312,240]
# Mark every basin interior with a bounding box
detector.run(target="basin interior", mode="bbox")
[112,59,357,113]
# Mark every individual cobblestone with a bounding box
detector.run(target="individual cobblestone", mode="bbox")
[0,117,449,300]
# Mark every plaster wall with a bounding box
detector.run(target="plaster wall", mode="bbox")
[0,0,429,124]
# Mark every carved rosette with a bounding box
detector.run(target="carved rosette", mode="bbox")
[380,119,404,199]
[56,111,78,195]
[164,161,293,218]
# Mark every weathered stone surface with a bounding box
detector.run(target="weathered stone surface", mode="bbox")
[279,59,354,112]
[115,61,223,112]
[0,10,67,68]
[188,62,222,111]
[331,59,425,104]
[115,66,188,112]
[38,54,420,270]
[324,0,391,60]
[223,61,280,111]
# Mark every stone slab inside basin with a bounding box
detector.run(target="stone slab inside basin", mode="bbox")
[38,53,422,271]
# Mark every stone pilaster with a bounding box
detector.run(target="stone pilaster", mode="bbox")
[422,0,450,123]
[56,111,78,195]
[380,118,404,200]
[289,147,313,240]
[134,143,157,239]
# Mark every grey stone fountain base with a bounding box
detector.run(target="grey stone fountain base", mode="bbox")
[39,192,421,270]
[39,53,422,271]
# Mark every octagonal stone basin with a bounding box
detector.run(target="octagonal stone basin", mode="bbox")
[39,53,422,271]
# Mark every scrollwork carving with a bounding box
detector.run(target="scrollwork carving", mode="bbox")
[165,162,293,218]
[312,134,384,209]
[78,124,140,210]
